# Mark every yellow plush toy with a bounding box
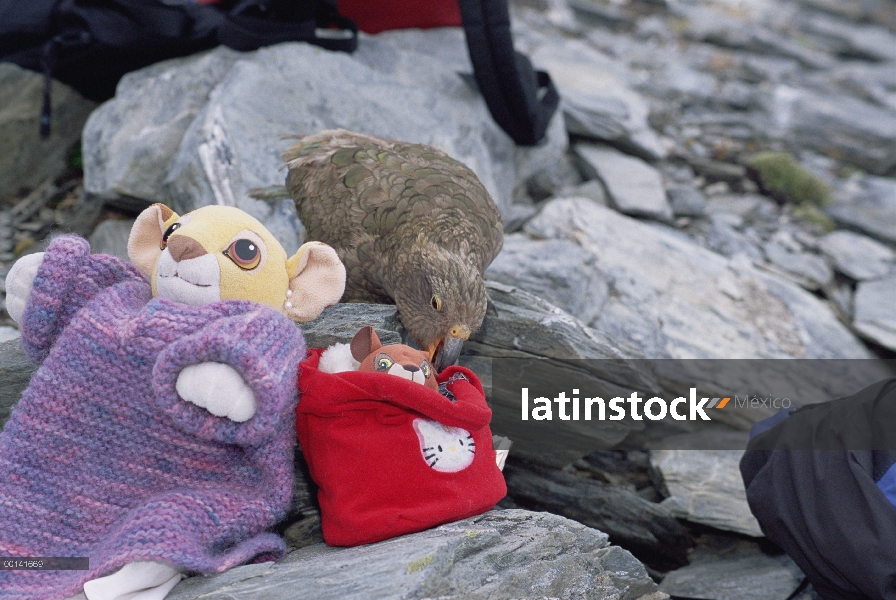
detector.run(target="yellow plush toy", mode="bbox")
[127,203,346,320]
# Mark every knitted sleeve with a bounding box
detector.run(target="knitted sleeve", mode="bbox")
[152,305,306,447]
[21,235,148,364]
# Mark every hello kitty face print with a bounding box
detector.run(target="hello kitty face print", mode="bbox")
[413,418,475,473]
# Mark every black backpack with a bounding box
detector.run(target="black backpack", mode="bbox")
[0,0,557,146]
[0,0,358,137]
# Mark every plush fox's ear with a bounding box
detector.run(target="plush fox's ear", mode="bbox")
[350,326,381,363]
[128,203,177,277]
[284,241,346,321]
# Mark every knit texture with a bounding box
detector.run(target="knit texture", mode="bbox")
[0,236,306,600]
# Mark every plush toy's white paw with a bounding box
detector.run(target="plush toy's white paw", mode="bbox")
[175,362,257,422]
[82,560,183,600]
[4,252,45,325]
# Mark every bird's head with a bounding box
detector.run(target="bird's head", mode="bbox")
[392,249,487,373]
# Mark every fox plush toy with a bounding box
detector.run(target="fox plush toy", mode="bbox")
[319,325,438,391]
[1,204,345,600]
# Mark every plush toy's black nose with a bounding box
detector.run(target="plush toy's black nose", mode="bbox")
[404,365,420,373]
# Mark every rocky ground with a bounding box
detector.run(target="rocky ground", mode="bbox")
[3,0,896,597]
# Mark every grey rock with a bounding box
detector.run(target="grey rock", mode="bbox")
[0,339,35,431]
[83,49,241,203]
[661,63,718,100]
[762,242,833,291]
[827,176,896,244]
[854,276,896,351]
[680,5,834,69]
[705,217,764,263]
[522,197,872,360]
[800,12,896,63]
[652,448,763,537]
[84,32,568,244]
[704,194,771,222]
[300,303,405,350]
[168,510,667,600]
[557,179,609,207]
[486,232,608,326]
[824,279,855,321]
[0,64,96,202]
[530,39,666,160]
[89,219,136,262]
[659,534,807,600]
[282,514,323,551]
[504,455,692,571]
[667,186,707,217]
[526,154,584,202]
[0,327,20,343]
[574,144,672,222]
[819,230,896,281]
[773,86,896,175]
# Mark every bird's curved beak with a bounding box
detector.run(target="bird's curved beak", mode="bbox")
[430,325,470,373]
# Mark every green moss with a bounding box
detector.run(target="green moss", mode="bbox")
[746,152,832,208]
[406,554,434,574]
[793,204,836,233]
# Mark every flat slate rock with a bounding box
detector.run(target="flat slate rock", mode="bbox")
[528,39,665,160]
[818,229,895,281]
[826,175,896,245]
[167,510,668,600]
[651,448,763,537]
[503,456,692,571]
[659,533,808,600]
[574,144,672,222]
[773,85,896,175]
[854,275,896,351]
[521,197,871,361]
[762,242,832,291]
[486,232,608,327]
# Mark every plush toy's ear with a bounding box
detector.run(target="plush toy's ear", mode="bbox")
[128,203,177,277]
[350,326,381,363]
[285,241,346,322]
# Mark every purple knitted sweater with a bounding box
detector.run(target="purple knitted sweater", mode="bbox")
[0,236,306,600]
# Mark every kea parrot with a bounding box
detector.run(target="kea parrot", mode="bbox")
[281,129,504,372]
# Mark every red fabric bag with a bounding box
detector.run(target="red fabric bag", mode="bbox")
[296,348,507,546]
[336,0,461,33]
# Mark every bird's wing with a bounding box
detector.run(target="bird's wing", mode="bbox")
[283,131,504,289]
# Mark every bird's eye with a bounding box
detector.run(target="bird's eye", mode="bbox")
[160,222,181,250]
[431,295,442,311]
[374,354,394,372]
[420,361,431,378]
[223,239,261,270]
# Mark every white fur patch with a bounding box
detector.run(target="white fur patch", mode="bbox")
[318,343,360,374]
[156,251,221,305]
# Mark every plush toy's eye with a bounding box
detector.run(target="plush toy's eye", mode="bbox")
[223,239,261,270]
[160,222,181,250]
[420,360,432,378]
[431,295,442,311]
[373,353,394,372]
